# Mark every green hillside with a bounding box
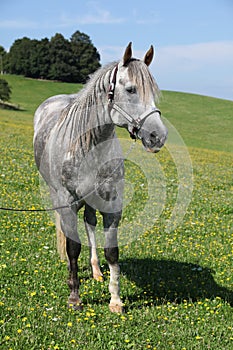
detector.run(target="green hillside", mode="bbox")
[159,90,233,152]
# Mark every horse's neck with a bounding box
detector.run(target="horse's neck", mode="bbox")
[64,98,115,157]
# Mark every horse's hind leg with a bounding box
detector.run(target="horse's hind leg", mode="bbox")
[102,212,124,313]
[59,207,82,310]
[66,236,82,310]
[84,205,103,281]
[55,211,67,261]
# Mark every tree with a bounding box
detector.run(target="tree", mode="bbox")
[0,79,11,101]
[7,37,34,76]
[35,38,50,79]
[48,33,78,82]
[70,31,101,82]
[0,46,7,74]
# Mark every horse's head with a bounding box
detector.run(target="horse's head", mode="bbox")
[109,42,168,153]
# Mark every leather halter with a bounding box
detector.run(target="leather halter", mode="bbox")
[108,64,161,139]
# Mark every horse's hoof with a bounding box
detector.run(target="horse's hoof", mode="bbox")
[68,300,83,311]
[109,304,124,313]
[93,275,104,282]
[92,267,104,282]
[73,303,83,311]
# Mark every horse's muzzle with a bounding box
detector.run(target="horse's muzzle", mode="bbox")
[139,115,168,153]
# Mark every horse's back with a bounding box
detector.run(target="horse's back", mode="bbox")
[33,93,77,168]
[34,94,77,136]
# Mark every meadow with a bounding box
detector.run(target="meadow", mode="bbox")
[0,75,233,349]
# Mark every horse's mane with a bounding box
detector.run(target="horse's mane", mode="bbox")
[73,62,116,112]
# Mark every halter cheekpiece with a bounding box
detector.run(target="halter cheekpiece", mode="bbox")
[108,64,119,103]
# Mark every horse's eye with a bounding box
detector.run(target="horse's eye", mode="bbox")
[126,85,136,94]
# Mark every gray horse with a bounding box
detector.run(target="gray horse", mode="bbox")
[33,42,168,313]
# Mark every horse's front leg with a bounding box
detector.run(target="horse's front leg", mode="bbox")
[84,205,103,281]
[102,212,124,313]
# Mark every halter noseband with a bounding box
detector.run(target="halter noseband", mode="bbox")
[108,64,161,139]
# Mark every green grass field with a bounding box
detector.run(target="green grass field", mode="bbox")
[0,75,233,349]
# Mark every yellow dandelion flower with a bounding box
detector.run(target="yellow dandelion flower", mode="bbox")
[195,336,202,340]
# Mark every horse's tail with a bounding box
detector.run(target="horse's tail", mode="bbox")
[55,211,67,260]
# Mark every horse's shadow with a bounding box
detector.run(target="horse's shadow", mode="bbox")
[119,258,233,307]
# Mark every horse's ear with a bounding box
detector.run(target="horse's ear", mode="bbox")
[123,42,132,66]
[143,45,154,66]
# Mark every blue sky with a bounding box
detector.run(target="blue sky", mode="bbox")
[1,0,233,100]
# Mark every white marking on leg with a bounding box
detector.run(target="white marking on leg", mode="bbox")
[103,214,123,312]
[109,263,123,308]
[85,221,103,281]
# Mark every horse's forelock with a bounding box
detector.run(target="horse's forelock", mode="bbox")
[126,59,160,103]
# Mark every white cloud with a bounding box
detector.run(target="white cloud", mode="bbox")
[155,41,233,71]
[59,11,124,27]
[0,6,125,31]
[0,19,37,29]
[79,9,125,24]
[59,1,125,27]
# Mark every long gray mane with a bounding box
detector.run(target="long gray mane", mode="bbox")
[56,62,115,154]
[56,59,160,155]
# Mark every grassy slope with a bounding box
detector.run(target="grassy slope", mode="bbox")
[0,75,233,350]
[159,90,233,152]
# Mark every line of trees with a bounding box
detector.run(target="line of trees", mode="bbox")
[0,31,101,83]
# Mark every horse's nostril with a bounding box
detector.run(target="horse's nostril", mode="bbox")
[150,132,160,145]
[150,131,157,140]
[150,131,166,148]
